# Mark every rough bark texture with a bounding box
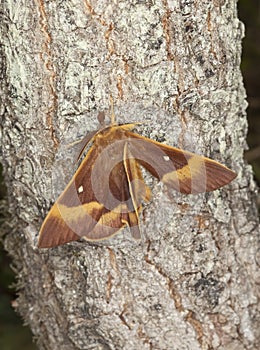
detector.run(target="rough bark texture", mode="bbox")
[0,1,259,349]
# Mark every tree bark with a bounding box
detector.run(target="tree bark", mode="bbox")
[1,1,259,349]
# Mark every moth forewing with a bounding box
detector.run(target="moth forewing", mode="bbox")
[38,125,146,248]
[124,131,237,194]
[38,202,81,248]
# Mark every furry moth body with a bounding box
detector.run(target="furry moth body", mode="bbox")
[38,123,237,248]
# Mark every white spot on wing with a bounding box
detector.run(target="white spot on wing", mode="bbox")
[78,185,84,193]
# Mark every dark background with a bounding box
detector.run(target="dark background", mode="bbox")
[0,2,259,349]
[240,0,260,182]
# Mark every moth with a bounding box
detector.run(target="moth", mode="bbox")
[38,114,237,248]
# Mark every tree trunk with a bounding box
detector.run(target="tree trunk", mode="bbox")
[1,1,259,349]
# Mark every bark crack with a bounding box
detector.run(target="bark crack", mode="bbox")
[185,310,204,347]
[35,0,59,149]
[145,244,209,346]
[83,0,127,98]
[137,325,153,350]
[116,74,124,100]
[118,304,131,330]
[162,0,174,60]
[144,245,184,312]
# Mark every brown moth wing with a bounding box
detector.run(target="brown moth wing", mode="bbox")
[39,140,101,248]
[38,125,150,248]
[124,131,237,194]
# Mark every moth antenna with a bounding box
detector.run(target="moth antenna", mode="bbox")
[63,130,98,165]
[110,95,116,124]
